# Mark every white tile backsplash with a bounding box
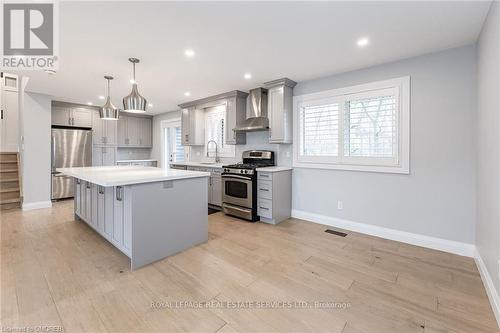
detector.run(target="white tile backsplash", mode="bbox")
[189,131,292,166]
[117,148,152,161]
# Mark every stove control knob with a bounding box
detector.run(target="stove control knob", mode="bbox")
[239,170,243,174]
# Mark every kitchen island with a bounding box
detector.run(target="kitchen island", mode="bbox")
[57,166,210,270]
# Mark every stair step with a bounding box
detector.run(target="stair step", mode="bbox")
[0,169,18,173]
[0,198,20,204]
[0,154,18,162]
[0,178,19,183]
[0,201,20,210]
[0,187,19,193]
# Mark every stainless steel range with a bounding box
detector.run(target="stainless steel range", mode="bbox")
[222,150,275,221]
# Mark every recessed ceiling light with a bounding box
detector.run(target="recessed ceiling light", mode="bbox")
[184,92,191,97]
[357,37,370,48]
[87,102,93,106]
[184,49,195,58]
[244,73,252,79]
[148,103,153,107]
[98,96,105,100]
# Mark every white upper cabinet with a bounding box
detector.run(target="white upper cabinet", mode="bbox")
[180,107,205,146]
[117,115,152,148]
[264,78,296,144]
[92,110,117,146]
[72,107,93,128]
[179,90,248,146]
[1,73,20,152]
[51,103,93,128]
[225,93,247,145]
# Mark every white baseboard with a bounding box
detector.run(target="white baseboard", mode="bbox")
[22,200,52,211]
[474,249,500,328]
[291,209,475,257]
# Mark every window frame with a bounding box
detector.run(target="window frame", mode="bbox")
[293,76,410,174]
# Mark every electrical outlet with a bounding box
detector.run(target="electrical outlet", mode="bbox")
[337,201,343,210]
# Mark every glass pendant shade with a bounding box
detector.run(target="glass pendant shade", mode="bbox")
[100,76,119,120]
[123,58,147,113]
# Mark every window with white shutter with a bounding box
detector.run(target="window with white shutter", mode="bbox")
[294,77,410,173]
[204,105,235,158]
[174,127,185,162]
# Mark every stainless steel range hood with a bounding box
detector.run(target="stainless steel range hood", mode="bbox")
[233,88,269,132]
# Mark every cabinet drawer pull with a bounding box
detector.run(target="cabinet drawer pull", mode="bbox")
[76,179,81,184]
[98,186,104,194]
[86,183,91,189]
[259,188,269,191]
[116,186,123,201]
[259,206,269,210]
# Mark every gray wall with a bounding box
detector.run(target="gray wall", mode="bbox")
[476,2,500,298]
[22,92,52,205]
[293,45,477,244]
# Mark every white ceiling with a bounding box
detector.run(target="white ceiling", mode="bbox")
[18,1,490,114]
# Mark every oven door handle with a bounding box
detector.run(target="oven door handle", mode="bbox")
[222,174,252,181]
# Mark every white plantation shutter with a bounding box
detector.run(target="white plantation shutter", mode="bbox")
[300,102,340,158]
[204,106,235,157]
[295,79,408,172]
[174,127,184,162]
[344,90,397,159]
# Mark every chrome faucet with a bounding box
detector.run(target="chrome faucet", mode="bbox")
[206,140,220,163]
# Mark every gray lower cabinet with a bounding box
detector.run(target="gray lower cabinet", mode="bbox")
[187,166,222,207]
[210,176,222,206]
[257,170,292,224]
[74,179,131,257]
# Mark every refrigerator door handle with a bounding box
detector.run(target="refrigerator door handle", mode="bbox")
[51,135,56,173]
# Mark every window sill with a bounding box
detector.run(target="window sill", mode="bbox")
[292,161,409,174]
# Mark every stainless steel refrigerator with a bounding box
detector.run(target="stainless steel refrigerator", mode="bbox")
[51,128,92,200]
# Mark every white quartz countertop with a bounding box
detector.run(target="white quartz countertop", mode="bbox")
[57,166,210,187]
[255,166,293,172]
[170,162,225,169]
[116,159,158,163]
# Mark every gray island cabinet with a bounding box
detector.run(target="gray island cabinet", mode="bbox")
[59,166,210,270]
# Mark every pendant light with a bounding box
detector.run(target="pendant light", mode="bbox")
[123,57,147,113]
[99,75,119,120]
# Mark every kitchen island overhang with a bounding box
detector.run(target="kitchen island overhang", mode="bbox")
[57,166,210,270]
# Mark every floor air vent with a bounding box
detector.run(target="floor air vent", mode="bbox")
[325,229,347,237]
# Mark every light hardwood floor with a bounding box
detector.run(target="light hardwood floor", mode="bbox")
[1,200,498,333]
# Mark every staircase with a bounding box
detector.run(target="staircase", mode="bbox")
[0,152,22,210]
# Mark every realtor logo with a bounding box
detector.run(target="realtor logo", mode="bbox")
[1,1,59,70]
